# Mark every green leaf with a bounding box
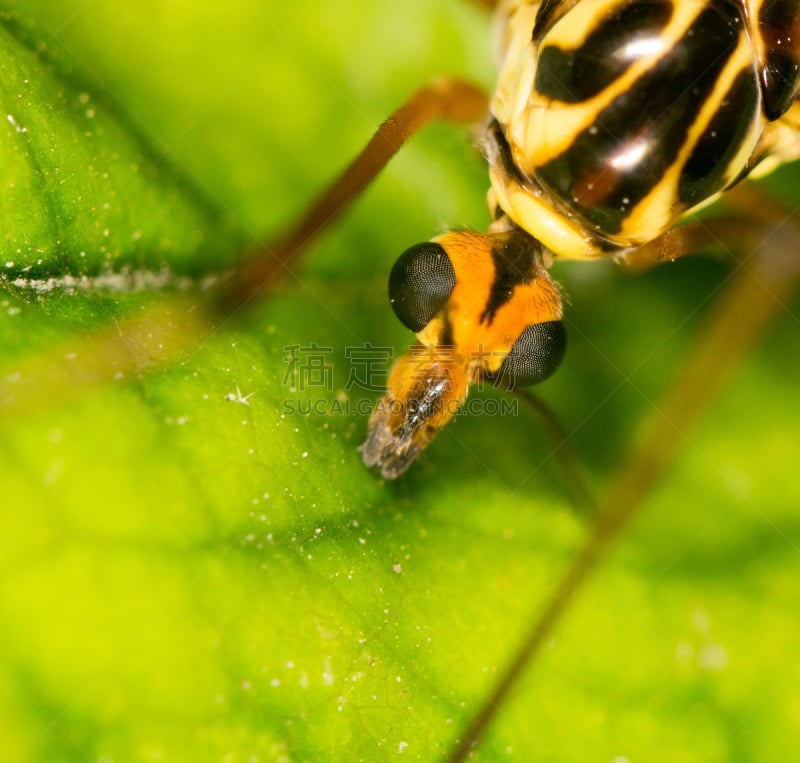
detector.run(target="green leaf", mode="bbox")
[2,1,799,762]
[0,9,239,277]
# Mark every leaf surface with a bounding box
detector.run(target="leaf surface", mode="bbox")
[1,2,799,762]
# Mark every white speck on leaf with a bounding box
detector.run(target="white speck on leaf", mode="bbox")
[6,114,26,133]
[322,659,334,686]
[698,643,728,671]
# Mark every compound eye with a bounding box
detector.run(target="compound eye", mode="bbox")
[389,242,456,332]
[496,320,567,387]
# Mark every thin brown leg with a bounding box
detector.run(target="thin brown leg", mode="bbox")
[514,388,599,517]
[225,78,488,309]
[0,79,488,422]
[618,184,795,272]
[442,193,800,763]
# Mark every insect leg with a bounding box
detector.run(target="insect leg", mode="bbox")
[618,185,800,272]
[443,192,800,761]
[615,219,754,272]
[514,388,599,517]
[226,78,488,309]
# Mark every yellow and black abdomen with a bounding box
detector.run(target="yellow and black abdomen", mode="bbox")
[489,0,800,258]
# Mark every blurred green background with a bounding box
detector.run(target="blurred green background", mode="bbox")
[1,1,799,761]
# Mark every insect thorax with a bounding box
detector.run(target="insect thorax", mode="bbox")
[487,0,768,260]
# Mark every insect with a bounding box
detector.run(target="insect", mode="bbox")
[225,3,800,758]
[2,4,798,763]
[344,0,800,479]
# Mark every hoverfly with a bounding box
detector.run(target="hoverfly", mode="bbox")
[317,0,800,479]
[168,1,800,759]
[2,3,798,763]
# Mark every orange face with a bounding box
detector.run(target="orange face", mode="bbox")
[361,228,566,479]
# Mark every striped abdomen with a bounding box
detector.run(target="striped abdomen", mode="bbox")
[489,0,798,254]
